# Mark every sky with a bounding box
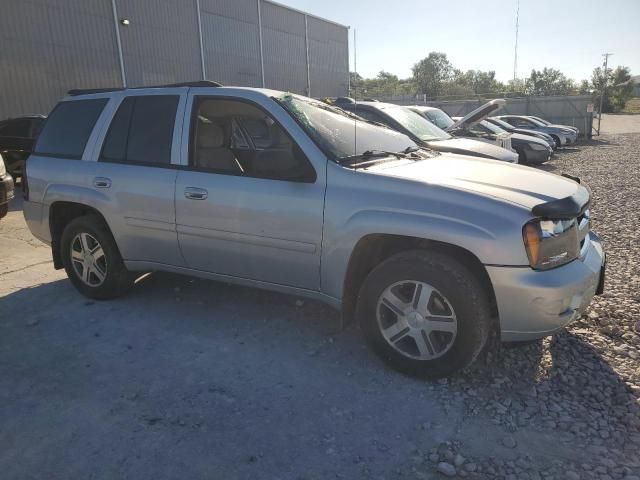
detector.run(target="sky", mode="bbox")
[282,0,640,83]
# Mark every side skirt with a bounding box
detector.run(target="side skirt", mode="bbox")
[124,260,342,310]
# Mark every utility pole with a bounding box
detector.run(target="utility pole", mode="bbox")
[598,52,613,133]
[513,0,519,81]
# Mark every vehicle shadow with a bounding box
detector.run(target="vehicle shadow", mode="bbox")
[2,273,639,473]
[579,138,618,147]
[534,163,558,173]
[556,147,581,153]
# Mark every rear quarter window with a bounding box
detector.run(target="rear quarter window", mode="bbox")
[34,99,108,159]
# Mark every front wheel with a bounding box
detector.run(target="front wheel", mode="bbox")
[356,250,492,378]
[61,215,133,299]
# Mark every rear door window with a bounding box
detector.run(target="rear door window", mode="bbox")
[34,99,108,158]
[100,95,178,165]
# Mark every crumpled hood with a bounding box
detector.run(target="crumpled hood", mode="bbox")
[426,137,517,162]
[449,99,505,130]
[369,153,583,211]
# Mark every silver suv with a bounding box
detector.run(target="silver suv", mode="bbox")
[23,82,605,378]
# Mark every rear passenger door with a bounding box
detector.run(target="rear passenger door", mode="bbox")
[90,90,187,267]
[174,93,326,290]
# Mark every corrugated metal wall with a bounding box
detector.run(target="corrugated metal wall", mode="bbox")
[199,0,262,87]
[0,0,121,117]
[307,17,349,99]
[115,0,202,87]
[0,0,349,118]
[261,1,308,94]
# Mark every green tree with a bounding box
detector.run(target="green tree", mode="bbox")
[587,65,633,112]
[525,68,575,96]
[610,66,633,111]
[453,70,504,94]
[411,52,454,98]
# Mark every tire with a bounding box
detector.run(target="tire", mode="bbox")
[0,203,8,219]
[356,250,491,378]
[60,215,133,299]
[515,147,527,164]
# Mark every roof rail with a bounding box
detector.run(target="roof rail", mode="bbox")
[67,80,222,96]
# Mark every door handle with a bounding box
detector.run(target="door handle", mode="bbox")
[93,177,111,188]
[184,187,208,200]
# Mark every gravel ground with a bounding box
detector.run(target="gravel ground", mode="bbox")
[1,134,639,479]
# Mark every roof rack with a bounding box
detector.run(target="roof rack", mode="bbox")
[67,80,222,96]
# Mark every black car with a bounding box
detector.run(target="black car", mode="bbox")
[0,114,46,177]
[0,154,15,219]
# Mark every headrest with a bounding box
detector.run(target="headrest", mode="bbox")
[198,122,225,148]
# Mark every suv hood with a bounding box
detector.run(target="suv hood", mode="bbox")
[426,137,518,163]
[448,99,505,131]
[368,153,583,212]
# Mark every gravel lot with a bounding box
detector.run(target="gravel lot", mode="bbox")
[1,134,639,479]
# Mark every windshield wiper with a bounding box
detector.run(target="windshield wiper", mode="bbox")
[338,149,411,167]
[402,146,420,154]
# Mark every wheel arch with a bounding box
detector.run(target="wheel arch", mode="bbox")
[49,201,114,269]
[340,233,498,329]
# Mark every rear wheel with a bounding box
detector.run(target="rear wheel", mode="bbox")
[356,250,491,378]
[61,215,133,299]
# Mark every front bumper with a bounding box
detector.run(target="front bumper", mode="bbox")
[487,232,604,342]
[0,173,15,205]
[526,147,553,164]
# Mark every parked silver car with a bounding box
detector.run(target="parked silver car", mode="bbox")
[451,118,553,165]
[23,83,605,378]
[411,100,552,164]
[485,117,557,151]
[497,115,578,147]
[528,115,579,135]
[329,98,518,163]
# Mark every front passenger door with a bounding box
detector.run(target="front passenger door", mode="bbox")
[175,95,326,290]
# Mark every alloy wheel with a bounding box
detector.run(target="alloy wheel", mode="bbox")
[376,280,457,360]
[70,232,107,287]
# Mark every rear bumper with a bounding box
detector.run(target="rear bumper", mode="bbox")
[23,199,50,244]
[0,173,15,205]
[488,232,604,342]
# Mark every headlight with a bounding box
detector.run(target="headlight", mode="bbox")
[523,218,580,270]
[530,143,548,151]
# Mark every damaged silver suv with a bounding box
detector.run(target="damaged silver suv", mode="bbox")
[23,82,605,378]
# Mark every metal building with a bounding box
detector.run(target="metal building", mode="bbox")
[0,0,349,118]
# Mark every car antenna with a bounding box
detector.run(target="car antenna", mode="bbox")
[353,28,357,170]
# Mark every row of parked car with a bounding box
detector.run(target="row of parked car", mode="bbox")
[324,97,579,165]
[6,82,604,378]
